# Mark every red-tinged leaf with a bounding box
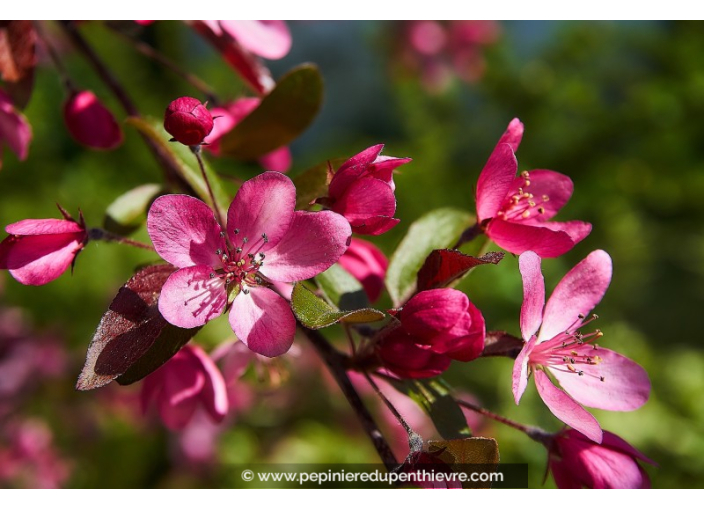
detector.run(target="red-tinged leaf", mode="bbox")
[0,21,36,109]
[417,249,504,292]
[481,331,524,359]
[77,264,200,390]
[189,21,274,95]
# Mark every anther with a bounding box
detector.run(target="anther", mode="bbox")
[538,207,545,214]
[521,210,530,218]
[600,376,605,382]
[262,233,269,243]
[209,273,215,278]
[234,228,240,235]
[578,371,584,376]
[215,249,222,256]
[219,231,225,238]
[542,195,550,202]
[236,247,242,254]
[243,237,249,243]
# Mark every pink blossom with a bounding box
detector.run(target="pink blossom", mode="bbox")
[147,172,351,357]
[0,210,87,286]
[63,90,123,150]
[327,145,411,235]
[338,238,388,302]
[141,344,228,430]
[205,97,292,172]
[475,119,591,258]
[547,429,655,488]
[513,250,650,443]
[377,327,451,379]
[164,97,214,146]
[0,89,32,170]
[200,21,291,60]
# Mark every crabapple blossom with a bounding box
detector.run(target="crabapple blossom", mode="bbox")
[327,144,411,235]
[164,97,214,146]
[63,90,123,150]
[147,172,351,357]
[512,250,650,443]
[475,118,591,257]
[0,90,32,170]
[338,238,388,302]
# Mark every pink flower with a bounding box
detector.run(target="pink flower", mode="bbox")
[475,119,591,257]
[377,328,451,379]
[205,97,292,172]
[327,145,411,235]
[338,238,388,302]
[0,89,32,170]
[0,210,87,286]
[547,429,655,488]
[397,288,485,362]
[63,90,123,150]
[141,344,228,430]
[147,172,351,357]
[513,250,651,443]
[163,97,214,146]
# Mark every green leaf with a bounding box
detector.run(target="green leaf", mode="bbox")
[386,208,474,307]
[126,116,230,217]
[219,64,324,159]
[291,282,384,330]
[426,437,499,489]
[315,263,369,311]
[291,157,346,210]
[388,378,471,440]
[104,183,163,235]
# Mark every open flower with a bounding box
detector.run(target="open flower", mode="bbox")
[475,119,591,257]
[0,89,32,170]
[338,238,388,302]
[547,429,655,488]
[141,345,228,430]
[0,209,87,286]
[147,172,351,357]
[205,97,292,172]
[513,250,650,443]
[327,145,411,235]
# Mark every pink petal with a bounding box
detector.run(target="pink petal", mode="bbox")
[333,178,396,222]
[329,144,384,199]
[6,219,83,236]
[0,91,32,161]
[229,286,296,357]
[401,288,469,337]
[512,335,537,404]
[369,155,412,189]
[63,90,124,150]
[226,171,296,254]
[378,329,451,379]
[259,146,292,173]
[188,345,229,422]
[526,219,592,246]
[600,430,657,466]
[2,233,84,286]
[350,216,400,236]
[206,98,260,154]
[159,393,199,430]
[218,21,292,60]
[147,195,225,269]
[475,144,518,221]
[539,250,612,341]
[518,251,545,341]
[508,170,573,220]
[534,369,602,443]
[485,218,575,258]
[338,238,388,302]
[496,118,524,152]
[158,266,227,329]
[551,346,650,411]
[262,210,351,282]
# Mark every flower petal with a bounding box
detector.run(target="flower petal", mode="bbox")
[600,430,657,466]
[158,266,227,329]
[401,288,469,338]
[349,216,399,236]
[259,146,292,173]
[475,143,517,221]
[512,335,537,404]
[552,346,650,411]
[338,238,388,302]
[485,218,575,258]
[518,251,545,341]
[147,195,225,269]
[262,210,351,282]
[534,369,602,443]
[508,169,573,220]
[2,233,84,286]
[497,118,524,152]
[539,250,612,341]
[0,91,32,160]
[227,171,295,254]
[329,144,384,199]
[218,20,291,60]
[189,345,229,422]
[6,219,84,236]
[229,286,296,357]
[333,177,396,221]
[526,220,592,245]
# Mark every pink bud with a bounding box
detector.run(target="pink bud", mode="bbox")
[0,214,87,286]
[377,328,451,379]
[164,97,214,146]
[63,90,123,150]
[338,238,388,302]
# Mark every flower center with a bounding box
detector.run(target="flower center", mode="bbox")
[209,228,270,295]
[531,314,607,382]
[496,171,550,221]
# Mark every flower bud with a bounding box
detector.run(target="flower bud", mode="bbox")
[63,90,123,150]
[164,97,214,146]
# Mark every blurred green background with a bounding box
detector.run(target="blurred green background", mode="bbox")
[1,20,703,488]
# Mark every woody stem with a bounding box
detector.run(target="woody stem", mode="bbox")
[455,398,549,441]
[88,229,155,251]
